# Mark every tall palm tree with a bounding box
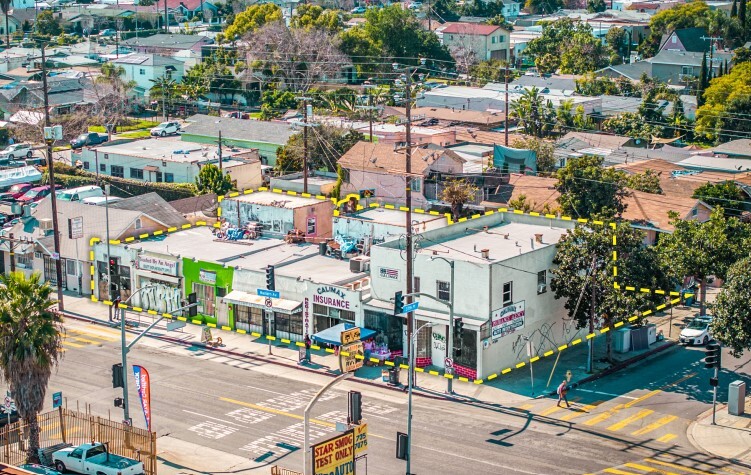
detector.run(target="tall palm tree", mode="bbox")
[149,75,177,121]
[0,0,11,49]
[0,272,63,463]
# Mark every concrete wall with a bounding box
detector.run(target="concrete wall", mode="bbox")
[79,148,200,184]
[223,161,263,190]
[119,63,185,98]
[292,201,334,240]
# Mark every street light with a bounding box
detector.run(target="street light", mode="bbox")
[429,256,455,394]
[406,321,434,475]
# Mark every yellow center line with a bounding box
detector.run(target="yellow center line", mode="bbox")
[644,459,715,475]
[67,328,119,342]
[607,409,654,432]
[603,468,640,475]
[624,462,680,475]
[62,341,84,348]
[631,415,678,436]
[656,434,677,444]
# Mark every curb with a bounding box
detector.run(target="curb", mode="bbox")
[61,310,449,401]
[687,406,751,471]
[539,341,677,398]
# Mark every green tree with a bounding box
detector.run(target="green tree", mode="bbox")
[524,19,608,74]
[0,272,63,463]
[626,170,663,194]
[432,0,460,21]
[711,257,751,356]
[695,62,751,141]
[734,46,751,64]
[658,207,751,314]
[510,87,555,138]
[36,10,62,37]
[555,154,628,219]
[698,51,708,107]
[196,164,234,195]
[587,0,606,13]
[606,27,628,61]
[276,126,364,174]
[512,137,556,173]
[290,4,343,32]
[441,178,479,220]
[470,59,508,85]
[338,26,383,77]
[149,75,177,120]
[551,221,669,362]
[740,0,747,40]
[641,2,717,57]
[260,88,298,120]
[692,181,746,216]
[219,3,282,42]
[525,0,563,14]
[0,0,11,48]
[602,112,664,140]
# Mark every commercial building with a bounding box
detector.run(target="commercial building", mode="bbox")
[333,207,449,245]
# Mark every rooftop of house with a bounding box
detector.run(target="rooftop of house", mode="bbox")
[165,0,214,10]
[111,53,184,67]
[415,220,567,264]
[364,123,454,136]
[344,208,447,227]
[623,190,709,231]
[677,155,751,173]
[650,49,733,66]
[712,139,751,158]
[273,254,364,285]
[90,137,255,165]
[439,22,508,35]
[337,141,464,175]
[226,191,329,209]
[659,27,710,53]
[109,192,188,228]
[558,131,636,150]
[507,74,578,93]
[428,85,599,106]
[453,128,528,146]
[121,33,212,49]
[182,114,295,145]
[384,106,505,126]
[598,61,653,81]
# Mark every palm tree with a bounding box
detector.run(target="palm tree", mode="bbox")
[0,272,63,463]
[1,0,11,49]
[149,75,177,121]
[510,87,546,138]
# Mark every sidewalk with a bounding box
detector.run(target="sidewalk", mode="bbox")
[58,291,706,406]
[689,403,751,468]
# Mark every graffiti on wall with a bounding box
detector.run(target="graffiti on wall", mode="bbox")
[140,281,182,314]
[510,318,577,361]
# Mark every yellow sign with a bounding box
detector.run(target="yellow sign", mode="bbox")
[341,327,361,345]
[354,424,368,456]
[312,429,355,475]
[339,341,364,373]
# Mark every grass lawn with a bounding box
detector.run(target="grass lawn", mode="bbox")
[119,130,152,139]
[89,119,160,134]
[249,112,262,119]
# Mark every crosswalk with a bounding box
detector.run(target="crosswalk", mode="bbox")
[588,456,749,475]
[62,326,120,351]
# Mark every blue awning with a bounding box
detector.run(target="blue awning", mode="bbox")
[311,322,376,346]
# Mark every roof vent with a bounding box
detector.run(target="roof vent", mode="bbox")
[481,249,489,259]
[535,233,543,243]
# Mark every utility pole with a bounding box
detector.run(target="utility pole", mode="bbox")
[217,130,223,171]
[427,0,432,30]
[293,97,316,194]
[357,86,378,143]
[164,0,169,32]
[115,0,120,58]
[41,43,65,312]
[405,69,415,368]
[701,35,723,76]
[586,256,596,374]
[504,64,509,146]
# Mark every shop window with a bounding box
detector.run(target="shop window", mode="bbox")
[111,165,124,178]
[455,328,477,369]
[16,254,32,267]
[537,270,547,294]
[415,319,431,358]
[437,280,450,302]
[130,168,144,179]
[83,161,90,170]
[135,218,142,230]
[364,310,403,352]
[100,163,106,172]
[502,281,513,306]
[193,283,215,315]
[165,173,174,183]
[235,305,264,326]
[307,217,316,235]
[66,259,77,276]
[413,276,420,293]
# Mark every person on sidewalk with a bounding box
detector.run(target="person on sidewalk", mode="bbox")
[304,334,312,364]
[557,380,570,408]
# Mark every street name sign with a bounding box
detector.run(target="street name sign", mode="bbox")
[400,301,419,314]
[257,289,280,299]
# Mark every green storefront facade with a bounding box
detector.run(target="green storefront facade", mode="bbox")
[182,258,235,327]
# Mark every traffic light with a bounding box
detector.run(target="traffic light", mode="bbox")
[454,317,464,335]
[108,258,119,276]
[348,390,362,425]
[393,291,404,315]
[187,292,197,317]
[265,265,275,291]
[112,363,124,388]
[705,343,721,369]
[396,432,408,460]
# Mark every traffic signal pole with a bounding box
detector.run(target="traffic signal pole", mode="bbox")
[705,342,721,425]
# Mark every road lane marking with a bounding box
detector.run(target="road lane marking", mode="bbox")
[71,337,101,345]
[607,409,654,431]
[631,415,678,436]
[67,328,118,341]
[62,341,84,348]
[74,324,122,337]
[220,397,335,428]
[539,397,580,416]
[583,405,623,426]
[656,434,677,443]
[624,462,680,475]
[560,401,603,421]
[576,389,637,400]
[604,468,640,475]
[645,459,714,475]
[183,410,243,427]
[624,390,661,408]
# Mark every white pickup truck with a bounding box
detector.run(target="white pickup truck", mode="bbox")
[52,443,144,475]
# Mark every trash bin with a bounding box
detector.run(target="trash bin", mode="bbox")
[388,367,400,385]
[729,380,746,416]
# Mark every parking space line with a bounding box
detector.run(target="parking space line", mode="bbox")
[539,398,580,417]
[631,415,677,436]
[607,409,654,432]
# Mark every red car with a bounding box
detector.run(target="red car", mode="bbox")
[17,185,58,203]
[0,183,33,201]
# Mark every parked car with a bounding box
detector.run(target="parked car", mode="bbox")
[18,464,62,475]
[0,143,34,160]
[17,185,57,203]
[52,443,145,475]
[679,315,713,346]
[57,185,104,202]
[351,6,366,13]
[150,121,181,137]
[82,196,124,206]
[0,183,33,201]
[99,29,116,37]
[70,132,108,149]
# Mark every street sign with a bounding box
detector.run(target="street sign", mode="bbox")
[68,216,83,240]
[312,429,355,475]
[51,252,60,261]
[341,327,360,345]
[265,297,273,308]
[52,391,63,409]
[399,301,419,314]
[257,288,280,299]
[2,392,15,414]
[354,423,368,456]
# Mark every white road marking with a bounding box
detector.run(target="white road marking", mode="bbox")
[245,384,288,395]
[182,410,243,426]
[575,389,637,399]
[187,421,238,439]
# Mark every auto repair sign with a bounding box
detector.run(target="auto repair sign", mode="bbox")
[491,301,526,341]
[313,429,355,475]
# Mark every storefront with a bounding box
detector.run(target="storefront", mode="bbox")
[224,290,304,341]
[306,284,362,335]
[132,254,182,314]
[181,259,234,326]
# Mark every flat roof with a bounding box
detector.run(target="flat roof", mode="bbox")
[352,208,445,226]
[282,176,337,186]
[231,242,320,270]
[417,221,567,263]
[275,254,361,284]
[229,191,329,208]
[92,137,252,164]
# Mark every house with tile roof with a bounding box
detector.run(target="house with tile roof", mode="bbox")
[440,22,511,62]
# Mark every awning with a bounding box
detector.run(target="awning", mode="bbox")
[311,322,376,346]
[223,290,302,314]
[144,165,160,172]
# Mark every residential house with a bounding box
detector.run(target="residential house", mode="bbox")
[659,27,711,53]
[165,0,219,20]
[66,9,134,33]
[597,50,733,86]
[0,14,22,38]
[0,75,97,119]
[418,85,601,113]
[554,131,649,168]
[337,141,466,208]
[356,123,457,147]
[384,106,505,130]
[0,197,187,296]
[180,114,295,166]
[110,53,185,98]
[710,139,751,159]
[121,33,213,55]
[76,136,263,189]
[440,23,511,62]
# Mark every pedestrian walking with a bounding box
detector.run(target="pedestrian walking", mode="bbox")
[557,380,570,408]
[304,334,312,364]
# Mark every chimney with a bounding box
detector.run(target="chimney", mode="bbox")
[535,233,543,244]
[481,249,490,259]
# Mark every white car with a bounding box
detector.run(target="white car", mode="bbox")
[150,121,181,137]
[679,316,713,346]
[0,143,34,160]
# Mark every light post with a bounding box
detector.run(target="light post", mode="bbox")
[429,256,455,394]
[406,322,434,475]
[302,372,352,475]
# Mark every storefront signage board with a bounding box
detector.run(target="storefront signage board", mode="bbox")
[491,300,526,341]
[341,327,360,345]
[312,429,355,475]
[137,255,178,276]
[339,341,364,373]
[199,269,217,284]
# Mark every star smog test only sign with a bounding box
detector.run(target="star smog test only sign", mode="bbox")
[313,429,355,475]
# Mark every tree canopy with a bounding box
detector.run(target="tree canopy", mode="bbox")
[555,154,628,219]
[626,169,663,194]
[692,181,747,216]
[219,3,282,42]
[524,19,610,74]
[290,4,343,32]
[276,126,364,174]
[695,62,751,142]
[196,164,234,195]
[711,256,751,357]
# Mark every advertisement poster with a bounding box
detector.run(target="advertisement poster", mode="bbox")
[313,430,355,475]
[491,301,526,341]
[132,365,152,431]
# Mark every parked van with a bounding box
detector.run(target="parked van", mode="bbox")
[56,185,104,202]
[82,196,123,206]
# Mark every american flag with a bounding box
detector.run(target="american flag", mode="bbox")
[380,267,399,279]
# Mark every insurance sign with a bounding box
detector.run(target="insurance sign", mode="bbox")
[491,300,526,341]
[312,429,355,475]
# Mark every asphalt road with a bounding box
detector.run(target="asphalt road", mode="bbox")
[12,318,750,475]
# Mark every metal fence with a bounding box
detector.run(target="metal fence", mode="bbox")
[0,408,156,475]
[271,466,303,475]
